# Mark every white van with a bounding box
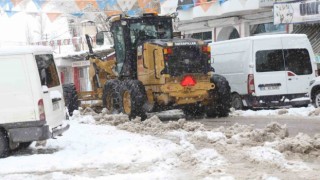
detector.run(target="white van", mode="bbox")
[0,46,69,158]
[210,34,317,109]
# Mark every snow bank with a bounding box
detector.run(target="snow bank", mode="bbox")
[230,107,320,117]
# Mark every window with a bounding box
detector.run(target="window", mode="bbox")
[36,54,60,88]
[129,20,172,47]
[112,25,125,74]
[284,49,312,75]
[256,50,285,72]
[251,23,286,36]
[256,49,312,75]
[191,31,212,40]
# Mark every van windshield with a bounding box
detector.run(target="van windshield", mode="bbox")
[35,54,60,88]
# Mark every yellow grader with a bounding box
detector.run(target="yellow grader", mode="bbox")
[63,13,231,119]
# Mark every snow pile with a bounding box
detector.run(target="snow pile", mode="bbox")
[215,122,288,145]
[270,133,320,155]
[247,146,311,171]
[2,108,320,179]
[230,106,320,117]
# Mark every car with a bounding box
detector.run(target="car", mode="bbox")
[309,76,320,108]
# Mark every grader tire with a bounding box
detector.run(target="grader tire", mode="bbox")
[120,80,147,120]
[206,74,231,118]
[103,80,121,113]
[62,83,79,116]
[183,104,205,117]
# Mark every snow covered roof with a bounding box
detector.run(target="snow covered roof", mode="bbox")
[0,46,53,56]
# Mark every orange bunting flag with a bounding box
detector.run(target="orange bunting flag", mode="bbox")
[46,13,62,22]
[75,0,98,10]
[196,0,216,12]
[105,10,122,17]
[138,0,151,9]
[10,0,23,7]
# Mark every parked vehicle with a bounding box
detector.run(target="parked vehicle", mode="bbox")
[210,34,318,109]
[309,76,320,108]
[0,46,69,158]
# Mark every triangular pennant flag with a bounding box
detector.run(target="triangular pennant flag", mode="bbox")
[97,0,108,10]
[46,12,61,22]
[138,0,151,9]
[117,0,136,11]
[127,9,139,16]
[197,0,215,12]
[32,0,46,9]
[5,9,17,17]
[144,8,157,13]
[107,0,117,7]
[10,0,23,7]
[0,0,10,8]
[105,10,122,16]
[71,12,84,18]
[177,0,194,10]
[75,0,98,10]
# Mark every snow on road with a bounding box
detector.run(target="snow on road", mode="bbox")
[0,107,319,179]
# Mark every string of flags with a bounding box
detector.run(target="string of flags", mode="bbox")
[0,0,229,22]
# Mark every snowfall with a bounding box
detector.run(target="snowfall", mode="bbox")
[1,107,320,180]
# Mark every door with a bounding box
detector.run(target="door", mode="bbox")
[253,39,287,96]
[0,56,36,123]
[35,54,65,129]
[283,48,314,94]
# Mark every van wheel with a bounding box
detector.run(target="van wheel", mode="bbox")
[11,142,33,152]
[103,80,121,113]
[313,89,320,108]
[231,93,243,110]
[183,104,205,117]
[0,129,10,158]
[62,83,79,116]
[206,74,232,118]
[120,80,147,120]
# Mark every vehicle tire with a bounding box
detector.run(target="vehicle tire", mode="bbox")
[0,129,10,158]
[313,89,320,108]
[103,79,121,113]
[206,74,232,118]
[119,80,147,120]
[183,104,205,117]
[62,83,79,116]
[231,93,243,110]
[11,142,33,152]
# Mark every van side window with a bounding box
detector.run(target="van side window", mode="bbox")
[35,54,60,88]
[284,49,312,75]
[256,50,284,72]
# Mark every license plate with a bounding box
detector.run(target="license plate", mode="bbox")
[53,102,60,111]
[260,86,280,90]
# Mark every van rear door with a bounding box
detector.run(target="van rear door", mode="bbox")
[35,54,65,129]
[253,38,287,96]
[281,37,315,95]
